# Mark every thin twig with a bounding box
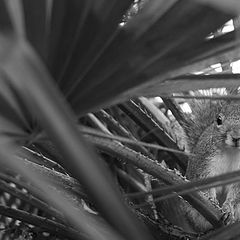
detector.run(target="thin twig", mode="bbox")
[0,205,85,240]
[128,170,240,209]
[0,178,64,223]
[162,95,240,100]
[80,126,192,156]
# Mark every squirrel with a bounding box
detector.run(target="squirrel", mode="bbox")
[183,98,240,229]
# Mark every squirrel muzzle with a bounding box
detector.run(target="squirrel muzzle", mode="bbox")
[226,128,240,148]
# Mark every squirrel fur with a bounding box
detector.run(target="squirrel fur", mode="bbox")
[183,99,240,228]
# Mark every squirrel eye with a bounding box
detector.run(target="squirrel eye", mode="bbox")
[216,116,222,126]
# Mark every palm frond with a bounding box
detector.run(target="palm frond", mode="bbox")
[0,0,238,239]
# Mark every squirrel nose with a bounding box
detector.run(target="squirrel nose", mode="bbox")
[230,128,240,140]
[231,136,240,147]
[232,137,240,143]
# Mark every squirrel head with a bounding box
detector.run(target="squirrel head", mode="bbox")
[214,104,240,149]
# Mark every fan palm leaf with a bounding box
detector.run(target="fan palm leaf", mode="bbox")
[0,0,238,239]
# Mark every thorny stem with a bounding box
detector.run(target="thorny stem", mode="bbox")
[85,134,224,229]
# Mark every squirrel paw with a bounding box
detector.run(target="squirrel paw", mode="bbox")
[222,202,235,225]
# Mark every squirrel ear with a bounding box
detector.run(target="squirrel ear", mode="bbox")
[216,115,222,126]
